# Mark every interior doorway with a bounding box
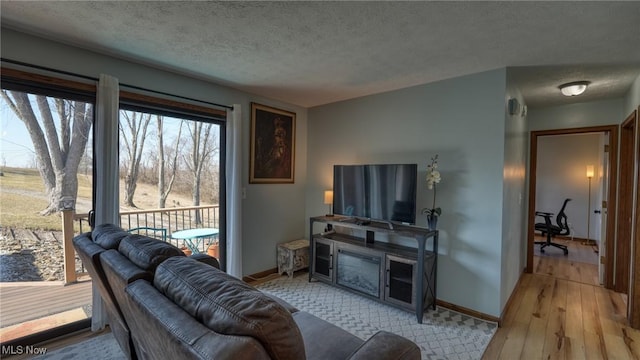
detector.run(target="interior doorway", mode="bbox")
[526,125,619,290]
[531,132,607,286]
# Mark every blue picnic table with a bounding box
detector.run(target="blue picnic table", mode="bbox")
[171,228,219,254]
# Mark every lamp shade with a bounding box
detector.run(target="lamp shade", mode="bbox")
[324,190,334,205]
[586,165,594,178]
[560,81,589,96]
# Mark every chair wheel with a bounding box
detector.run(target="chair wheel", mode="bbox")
[540,249,545,253]
[563,250,568,255]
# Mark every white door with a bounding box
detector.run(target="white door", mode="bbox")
[597,135,610,285]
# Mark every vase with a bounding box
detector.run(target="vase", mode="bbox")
[427,214,438,230]
[207,243,219,258]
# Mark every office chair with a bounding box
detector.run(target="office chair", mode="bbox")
[534,198,571,255]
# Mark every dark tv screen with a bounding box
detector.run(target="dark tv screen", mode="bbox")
[333,164,418,224]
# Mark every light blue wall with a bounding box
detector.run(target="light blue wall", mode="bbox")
[307,69,510,316]
[1,28,309,276]
[17,25,635,318]
[625,74,640,116]
[528,98,625,131]
[502,73,528,313]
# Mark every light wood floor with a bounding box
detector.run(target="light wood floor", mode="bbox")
[483,240,640,359]
[533,237,600,286]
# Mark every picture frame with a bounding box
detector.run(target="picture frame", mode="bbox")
[250,102,296,183]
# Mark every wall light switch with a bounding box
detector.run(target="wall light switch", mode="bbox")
[242,187,246,199]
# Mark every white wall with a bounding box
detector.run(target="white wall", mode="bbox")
[307,69,510,317]
[1,28,310,276]
[536,133,604,241]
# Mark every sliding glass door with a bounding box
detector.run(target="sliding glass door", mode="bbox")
[0,70,227,350]
[0,75,95,345]
[117,99,224,263]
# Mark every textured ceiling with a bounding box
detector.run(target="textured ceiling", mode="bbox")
[1,1,640,108]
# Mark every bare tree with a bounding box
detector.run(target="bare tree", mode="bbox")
[1,91,92,215]
[157,117,183,208]
[185,122,218,224]
[120,110,152,207]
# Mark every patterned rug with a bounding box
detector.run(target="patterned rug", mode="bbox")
[36,333,122,360]
[38,274,496,360]
[256,274,497,360]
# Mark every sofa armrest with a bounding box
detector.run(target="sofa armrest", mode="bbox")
[348,331,420,360]
[264,293,298,313]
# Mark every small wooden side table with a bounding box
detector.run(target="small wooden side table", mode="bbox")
[277,239,310,278]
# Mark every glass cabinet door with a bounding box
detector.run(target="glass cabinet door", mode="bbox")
[312,237,333,282]
[385,255,417,309]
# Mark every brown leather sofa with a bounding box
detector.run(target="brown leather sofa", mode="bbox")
[73,224,420,360]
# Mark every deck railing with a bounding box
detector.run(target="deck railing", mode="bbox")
[65,205,220,283]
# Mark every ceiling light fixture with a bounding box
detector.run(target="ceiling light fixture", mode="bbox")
[559,81,590,97]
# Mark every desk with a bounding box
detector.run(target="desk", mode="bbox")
[171,228,219,254]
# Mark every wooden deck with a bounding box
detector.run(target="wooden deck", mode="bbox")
[0,280,93,342]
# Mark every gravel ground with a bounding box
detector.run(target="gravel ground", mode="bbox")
[0,227,83,282]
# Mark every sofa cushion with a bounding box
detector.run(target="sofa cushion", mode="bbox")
[154,257,305,360]
[292,311,362,360]
[92,224,130,250]
[347,331,422,360]
[118,234,185,272]
[189,253,220,269]
[125,280,271,360]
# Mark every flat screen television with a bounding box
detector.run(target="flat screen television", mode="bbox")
[333,164,418,225]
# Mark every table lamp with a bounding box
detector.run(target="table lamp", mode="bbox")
[324,190,334,217]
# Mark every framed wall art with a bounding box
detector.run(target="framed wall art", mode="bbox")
[250,102,296,183]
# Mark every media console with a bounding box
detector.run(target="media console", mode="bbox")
[309,215,438,324]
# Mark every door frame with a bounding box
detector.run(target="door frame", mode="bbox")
[626,108,640,328]
[616,112,636,294]
[526,125,619,289]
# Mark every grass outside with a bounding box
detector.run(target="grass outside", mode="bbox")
[0,167,93,198]
[0,191,61,230]
[0,168,40,190]
[1,167,94,231]
[0,167,203,231]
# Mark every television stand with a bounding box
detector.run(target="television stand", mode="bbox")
[309,215,438,324]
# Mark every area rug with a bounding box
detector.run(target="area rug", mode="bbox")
[38,274,496,360]
[256,274,497,360]
[35,332,123,360]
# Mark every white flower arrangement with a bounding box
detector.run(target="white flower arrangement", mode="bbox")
[421,155,442,217]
